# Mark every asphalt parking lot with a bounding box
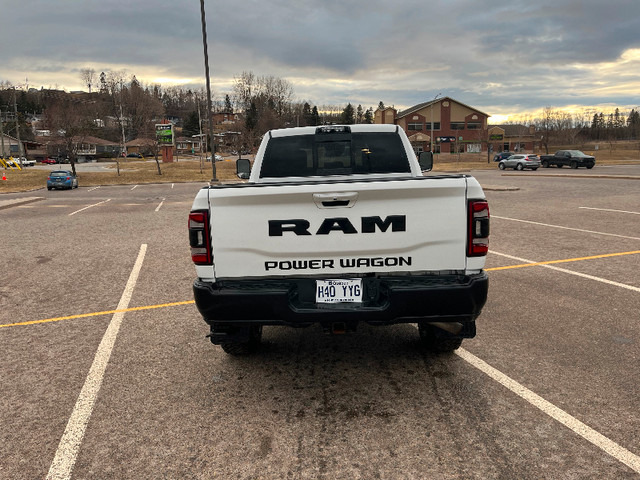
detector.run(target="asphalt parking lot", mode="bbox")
[1,165,639,479]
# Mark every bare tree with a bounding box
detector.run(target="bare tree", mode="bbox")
[80,68,96,93]
[43,94,97,177]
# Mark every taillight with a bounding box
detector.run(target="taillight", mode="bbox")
[66,177,71,180]
[468,200,490,257]
[189,210,212,265]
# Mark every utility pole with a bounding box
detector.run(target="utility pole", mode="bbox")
[13,88,24,162]
[430,93,441,155]
[0,107,5,158]
[200,0,218,182]
[197,97,204,174]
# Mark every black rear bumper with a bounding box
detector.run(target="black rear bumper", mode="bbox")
[193,272,488,332]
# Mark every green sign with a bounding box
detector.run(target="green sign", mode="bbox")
[156,124,174,146]
[489,134,503,141]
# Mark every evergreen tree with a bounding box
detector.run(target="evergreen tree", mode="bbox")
[311,106,320,126]
[224,94,233,113]
[99,72,108,94]
[341,103,355,124]
[245,101,258,131]
[378,101,385,110]
[364,108,374,124]
[182,111,201,137]
[302,102,312,126]
[356,104,363,124]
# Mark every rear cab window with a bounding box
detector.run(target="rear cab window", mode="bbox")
[259,129,411,178]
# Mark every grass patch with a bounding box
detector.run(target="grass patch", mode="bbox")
[1,148,638,194]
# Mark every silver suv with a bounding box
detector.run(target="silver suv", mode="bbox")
[498,154,540,171]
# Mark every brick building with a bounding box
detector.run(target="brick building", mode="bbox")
[375,97,490,154]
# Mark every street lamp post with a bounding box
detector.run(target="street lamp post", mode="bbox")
[431,93,441,154]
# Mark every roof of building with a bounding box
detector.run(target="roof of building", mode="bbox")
[125,138,156,147]
[397,96,490,119]
[488,124,535,136]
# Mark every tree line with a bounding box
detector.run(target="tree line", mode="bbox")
[3,72,639,159]
[0,70,376,152]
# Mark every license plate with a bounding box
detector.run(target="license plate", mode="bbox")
[316,279,362,304]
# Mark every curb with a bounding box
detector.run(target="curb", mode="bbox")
[502,173,640,180]
[0,197,45,210]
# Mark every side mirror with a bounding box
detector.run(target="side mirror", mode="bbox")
[236,158,251,179]
[418,151,433,172]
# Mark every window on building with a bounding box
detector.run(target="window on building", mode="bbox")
[467,122,481,130]
[426,122,441,130]
[407,123,423,131]
[450,122,465,130]
[467,143,481,153]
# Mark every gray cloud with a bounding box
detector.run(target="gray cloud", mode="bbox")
[2,0,640,118]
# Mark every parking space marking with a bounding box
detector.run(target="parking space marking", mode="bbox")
[579,207,640,215]
[68,199,111,216]
[87,186,100,192]
[491,251,640,293]
[155,198,166,212]
[0,300,195,329]
[47,244,147,480]
[456,348,640,474]
[4,247,639,331]
[492,215,640,241]
[487,250,640,272]
[131,185,139,190]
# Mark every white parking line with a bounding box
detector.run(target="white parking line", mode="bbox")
[87,186,100,192]
[131,185,139,191]
[456,348,640,474]
[47,244,147,480]
[155,198,165,212]
[491,251,640,293]
[68,199,111,216]
[579,207,640,215]
[492,215,640,241]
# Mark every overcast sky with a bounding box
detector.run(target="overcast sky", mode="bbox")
[2,0,640,122]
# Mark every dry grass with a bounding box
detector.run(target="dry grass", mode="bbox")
[0,159,241,193]
[2,145,639,194]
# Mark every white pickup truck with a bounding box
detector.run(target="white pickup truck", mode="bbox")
[2,157,35,168]
[189,124,489,355]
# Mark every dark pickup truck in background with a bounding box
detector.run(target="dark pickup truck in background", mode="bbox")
[540,150,595,169]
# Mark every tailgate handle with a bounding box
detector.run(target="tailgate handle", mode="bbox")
[313,192,359,209]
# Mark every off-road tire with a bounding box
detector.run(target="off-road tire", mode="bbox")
[542,160,549,168]
[418,324,463,353]
[570,161,578,169]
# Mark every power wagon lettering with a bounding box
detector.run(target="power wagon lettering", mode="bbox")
[268,215,406,236]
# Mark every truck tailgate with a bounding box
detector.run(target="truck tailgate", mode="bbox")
[207,177,469,279]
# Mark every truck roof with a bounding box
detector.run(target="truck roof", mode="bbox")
[269,124,399,138]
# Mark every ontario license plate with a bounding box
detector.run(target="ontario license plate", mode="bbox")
[316,279,362,304]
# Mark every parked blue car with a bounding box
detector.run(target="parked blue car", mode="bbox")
[47,170,78,190]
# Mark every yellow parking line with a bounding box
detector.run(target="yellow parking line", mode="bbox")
[0,300,195,329]
[4,249,640,330]
[486,250,640,272]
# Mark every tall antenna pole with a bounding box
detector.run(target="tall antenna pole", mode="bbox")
[200,0,218,182]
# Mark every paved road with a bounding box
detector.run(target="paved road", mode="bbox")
[1,165,639,479]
